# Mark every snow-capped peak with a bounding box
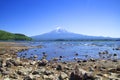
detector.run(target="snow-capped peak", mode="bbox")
[56,27,63,30]
[54,27,67,33]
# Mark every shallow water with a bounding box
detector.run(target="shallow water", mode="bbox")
[18,41,120,61]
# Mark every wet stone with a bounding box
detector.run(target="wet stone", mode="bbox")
[77,60,82,63]
[56,64,62,70]
[82,60,87,62]
[38,59,48,66]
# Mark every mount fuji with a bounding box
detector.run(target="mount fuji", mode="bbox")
[32,27,113,41]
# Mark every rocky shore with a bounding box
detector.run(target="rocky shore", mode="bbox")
[0,42,120,80]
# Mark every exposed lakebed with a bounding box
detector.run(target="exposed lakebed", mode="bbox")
[18,41,120,61]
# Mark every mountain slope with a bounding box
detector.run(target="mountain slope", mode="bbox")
[0,30,32,41]
[32,27,119,41]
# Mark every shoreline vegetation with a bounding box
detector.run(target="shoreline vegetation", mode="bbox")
[0,30,32,41]
[0,42,120,80]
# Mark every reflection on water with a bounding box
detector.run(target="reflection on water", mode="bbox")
[18,41,120,61]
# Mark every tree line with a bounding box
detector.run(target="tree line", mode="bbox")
[0,30,32,41]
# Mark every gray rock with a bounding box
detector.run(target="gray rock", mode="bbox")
[69,65,95,80]
[0,68,3,73]
[83,73,95,80]
[56,64,62,70]
[0,58,3,67]
[98,66,105,71]
[117,74,120,78]
[32,68,46,75]
[17,68,32,76]
[5,59,20,67]
[2,71,10,75]
[44,74,56,80]
[4,78,10,80]
[6,60,12,68]
[70,71,82,80]
[32,71,39,75]
[23,76,32,80]
[9,59,18,66]
[117,65,120,71]
[39,68,46,73]
[33,55,38,58]
[43,75,49,79]
[52,58,59,61]
[30,61,36,65]
[82,60,87,62]
[44,71,53,75]
[77,60,82,63]
[0,62,2,68]
[48,75,55,80]
[38,59,48,66]
[59,72,68,80]
[17,70,26,76]
[89,67,94,72]
[9,73,18,79]
[115,47,120,50]
[64,65,70,70]
[0,50,6,55]
[94,76,102,80]
[89,58,96,62]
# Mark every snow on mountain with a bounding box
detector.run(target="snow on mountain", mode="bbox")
[32,27,110,40]
[54,27,67,33]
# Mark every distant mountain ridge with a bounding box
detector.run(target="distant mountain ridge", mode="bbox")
[0,30,32,41]
[32,27,120,41]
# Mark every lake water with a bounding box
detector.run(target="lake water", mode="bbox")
[18,41,120,61]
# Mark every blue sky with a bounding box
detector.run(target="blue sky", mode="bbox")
[0,0,120,37]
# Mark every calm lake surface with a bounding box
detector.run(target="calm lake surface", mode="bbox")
[18,41,120,61]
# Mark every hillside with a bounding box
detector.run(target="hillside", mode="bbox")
[0,30,32,41]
